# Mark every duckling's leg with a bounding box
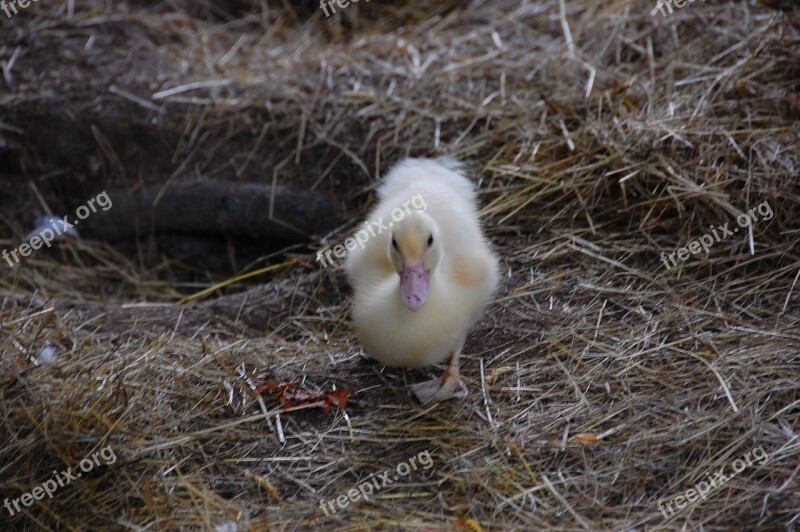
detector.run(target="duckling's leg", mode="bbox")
[411,339,468,404]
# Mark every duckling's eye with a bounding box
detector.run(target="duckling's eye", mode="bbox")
[427,235,434,247]
[392,237,398,250]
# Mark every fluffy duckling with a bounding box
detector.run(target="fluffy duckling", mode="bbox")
[345,157,498,403]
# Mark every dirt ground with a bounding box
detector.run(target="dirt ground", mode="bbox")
[1,0,799,530]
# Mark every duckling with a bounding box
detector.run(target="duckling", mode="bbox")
[345,157,498,403]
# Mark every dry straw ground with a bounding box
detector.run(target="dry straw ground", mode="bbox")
[1,0,799,530]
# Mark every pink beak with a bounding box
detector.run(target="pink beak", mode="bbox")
[400,260,429,311]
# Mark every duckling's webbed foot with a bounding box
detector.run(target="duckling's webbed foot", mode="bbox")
[411,341,468,404]
[411,374,468,404]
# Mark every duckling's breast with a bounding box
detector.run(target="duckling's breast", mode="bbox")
[351,273,488,368]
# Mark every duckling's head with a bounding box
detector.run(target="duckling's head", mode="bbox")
[389,211,442,312]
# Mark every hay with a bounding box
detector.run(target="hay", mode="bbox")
[1,0,799,529]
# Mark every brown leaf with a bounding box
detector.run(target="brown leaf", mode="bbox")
[572,433,600,444]
[254,380,296,395]
[256,379,354,414]
[327,387,354,409]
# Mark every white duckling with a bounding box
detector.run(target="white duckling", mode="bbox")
[345,157,499,403]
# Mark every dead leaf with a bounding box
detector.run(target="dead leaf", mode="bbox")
[572,433,600,445]
[256,380,354,414]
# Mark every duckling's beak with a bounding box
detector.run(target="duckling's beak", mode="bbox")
[400,260,429,311]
